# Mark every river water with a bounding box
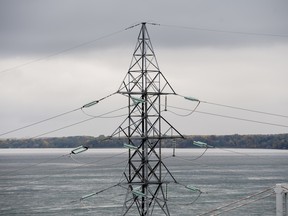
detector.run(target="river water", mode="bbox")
[0,148,288,216]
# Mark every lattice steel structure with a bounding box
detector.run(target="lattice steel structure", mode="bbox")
[112,22,183,216]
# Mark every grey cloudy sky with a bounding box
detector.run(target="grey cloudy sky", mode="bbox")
[1,0,288,138]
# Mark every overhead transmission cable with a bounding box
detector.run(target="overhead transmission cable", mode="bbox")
[167,97,201,117]
[201,100,288,119]
[0,23,141,75]
[4,21,287,76]
[168,141,277,210]
[2,150,128,190]
[164,141,284,214]
[65,150,129,202]
[152,23,288,38]
[0,145,88,177]
[163,94,288,128]
[169,104,288,128]
[80,183,122,201]
[1,153,69,177]
[176,94,288,119]
[168,140,211,163]
[197,187,274,216]
[0,108,79,137]
[161,144,205,196]
[35,97,154,139]
[167,139,288,181]
[32,104,129,138]
[197,110,288,128]
[212,193,274,216]
[161,171,203,206]
[0,92,117,138]
[79,146,136,202]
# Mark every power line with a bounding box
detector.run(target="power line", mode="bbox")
[197,110,288,128]
[167,101,200,117]
[79,159,131,202]
[81,109,127,119]
[167,104,288,129]
[0,23,140,75]
[0,153,69,177]
[155,23,288,38]
[32,105,128,138]
[165,147,209,163]
[80,183,121,201]
[0,108,80,137]
[2,94,286,140]
[0,92,117,138]
[1,150,128,190]
[197,187,274,216]
[176,94,288,119]
[202,100,288,119]
[0,146,90,177]
[3,98,285,140]
[212,193,274,216]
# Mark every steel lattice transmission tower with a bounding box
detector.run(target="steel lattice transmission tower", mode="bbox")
[112,22,183,216]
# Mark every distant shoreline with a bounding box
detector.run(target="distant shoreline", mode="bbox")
[1,133,287,149]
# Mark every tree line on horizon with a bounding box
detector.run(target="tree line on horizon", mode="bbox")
[0,133,287,149]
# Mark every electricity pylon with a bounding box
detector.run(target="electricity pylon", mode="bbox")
[112,22,183,216]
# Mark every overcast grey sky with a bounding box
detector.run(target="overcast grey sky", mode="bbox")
[1,0,288,138]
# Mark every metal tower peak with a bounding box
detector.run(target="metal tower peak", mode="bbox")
[118,23,176,96]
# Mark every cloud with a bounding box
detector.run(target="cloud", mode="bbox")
[1,0,288,57]
[0,0,287,138]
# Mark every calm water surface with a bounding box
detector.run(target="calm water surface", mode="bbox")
[0,148,288,216]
